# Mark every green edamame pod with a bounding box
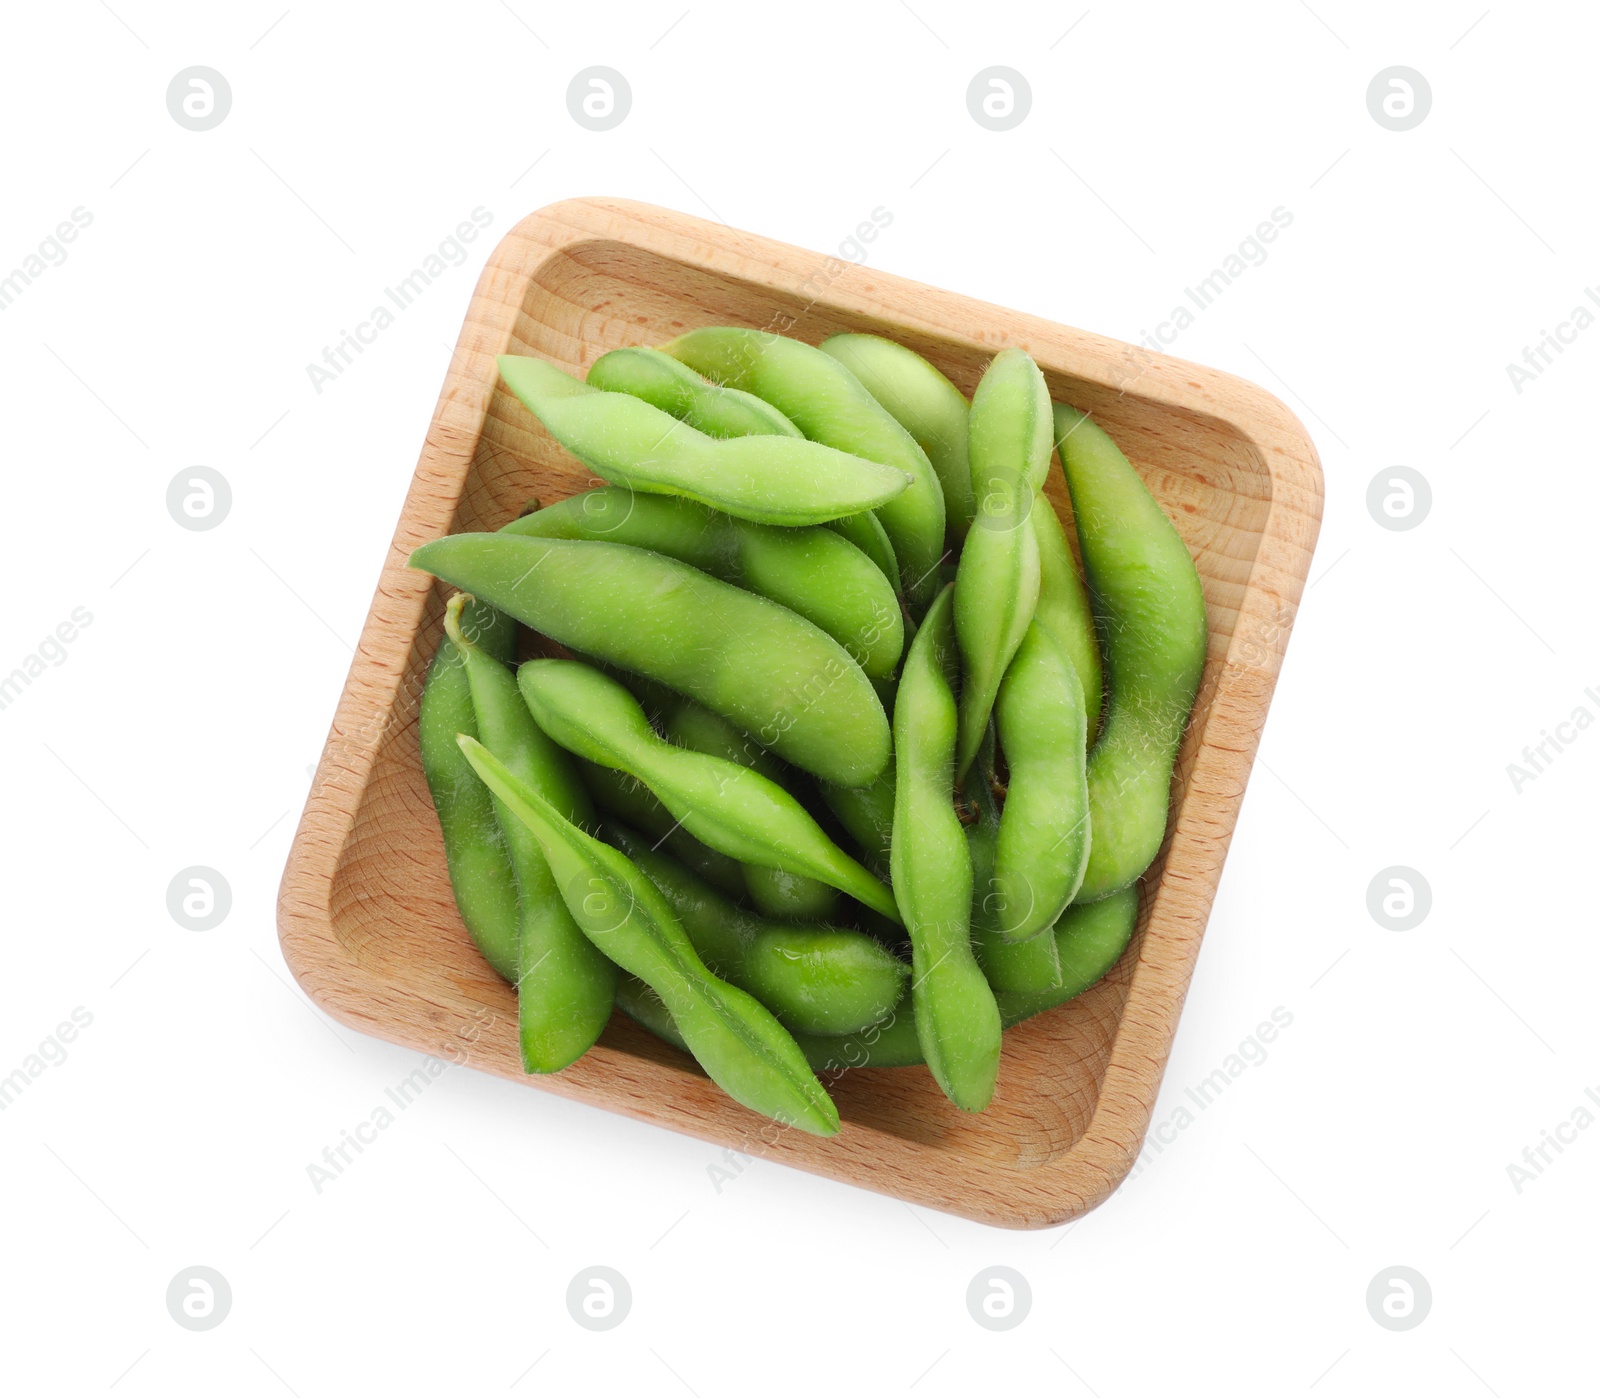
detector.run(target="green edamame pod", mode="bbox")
[575,759,747,899]
[443,597,616,1073]
[966,727,1062,994]
[983,621,1091,942]
[587,345,805,439]
[446,597,592,827]
[740,866,840,921]
[504,490,903,682]
[623,881,1137,1068]
[408,533,891,787]
[497,355,910,527]
[1054,405,1208,903]
[979,927,1066,996]
[658,695,839,921]
[659,694,783,781]
[587,349,900,594]
[824,509,900,592]
[990,886,1141,1020]
[458,737,840,1135]
[794,998,925,1070]
[616,976,928,1070]
[660,328,947,607]
[592,663,679,729]
[952,348,1053,780]
[819,762,896,877]
[615,975,696,1051]
[418,599,520,981]
[1032,497,1104,741]
[606,824,907,1036]
[820,333,976,542]
[574,756,670,830]
[518,659,901,923]
[890,583,1001,1111]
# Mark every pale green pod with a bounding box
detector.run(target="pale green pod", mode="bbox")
[408,532,892,787]
[1055,405,1207,903]
[968,726,1061,994]
[606,823,907,1037]
[889,583,1000,1111]
[824,509,900,592]
[983,621,1091,942]
[574,757,748,899]
[503,489,903,682]
[620,888,1140,1066]
[417,599,520,981]
[517,659,901,923]
[1032,496,1104,741]
[952,347,1053,779]
[991,887,1141,1018]
[820,333,976,541]
[497,354,910,527]
[660,328,947,606]
[443,596,615,1073]
[586,345,803,438]
[617,975,927,1071]
[819,761,896,878]
[656,694,840,921]
[458,737,840,1135]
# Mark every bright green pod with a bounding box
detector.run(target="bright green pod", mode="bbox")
[983,621,1091,942]
[575,758,747,899]
[443,596,615,1073]
[596,663,679,727]
[445,597,591,826]
[1032,496,1104,740]
[417,599,520,981]
[740,866,840,921]
[503,489,903,682]
[820,333,976,542]
[819,762,896,878]
[606,824,907,1036]
[890,583,1001,1111]
[497,355,910,527]
[952,348,1053,780]
[980,927,1066,996]
[517,660,901,923]
[660,328,947,607]
[657,695,839,921]
[407,532,891,787]
[659,694,783,782]
[586,345,805,438]
[458,737,839,1136]
[991,886,1141,1019]
[824,509,900,592]
[623,327,902,597]
[1055,405,1208,903]
[618,975,926,1071]
[967,726,1060,994]
[621,888,1139,1066]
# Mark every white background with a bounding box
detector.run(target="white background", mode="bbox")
[2,1,1595,1393]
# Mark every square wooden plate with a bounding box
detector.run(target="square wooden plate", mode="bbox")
[278,197,1323,1229]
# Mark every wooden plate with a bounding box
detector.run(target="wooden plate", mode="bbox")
[277,198,1323,1229]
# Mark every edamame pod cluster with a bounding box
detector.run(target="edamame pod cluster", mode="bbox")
[410,330,1206,1131]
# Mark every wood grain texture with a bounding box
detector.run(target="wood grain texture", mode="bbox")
[277,198,1323,1229]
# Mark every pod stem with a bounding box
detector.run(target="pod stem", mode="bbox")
[442,591,476,653]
